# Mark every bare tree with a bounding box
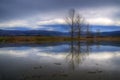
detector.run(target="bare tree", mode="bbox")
[75,14,85,39]
[86,24,90,38]
[65,9,91,71]
[96,29,100,37]
[65,9,76,40]
[65,9,89,40]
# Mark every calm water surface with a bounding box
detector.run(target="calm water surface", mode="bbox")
[0,42,120,80]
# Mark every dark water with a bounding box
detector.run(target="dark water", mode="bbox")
[0,42,120,80]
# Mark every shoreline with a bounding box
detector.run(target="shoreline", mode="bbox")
[0,36,120,43]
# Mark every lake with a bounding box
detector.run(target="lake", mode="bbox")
[0,42,120,80]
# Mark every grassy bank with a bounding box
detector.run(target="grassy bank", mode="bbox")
[0,36,120,43]
[0,36,71,43]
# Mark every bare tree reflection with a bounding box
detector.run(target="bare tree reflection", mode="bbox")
[66,41,91,71]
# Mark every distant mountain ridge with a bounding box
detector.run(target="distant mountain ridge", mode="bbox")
[0,29,120,37]
[98,31,120,36]
[0,30,69,36]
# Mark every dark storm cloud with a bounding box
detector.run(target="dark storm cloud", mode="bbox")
[0,0,120,22]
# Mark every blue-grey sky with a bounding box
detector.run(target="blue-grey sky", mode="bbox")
[0,0,120,30]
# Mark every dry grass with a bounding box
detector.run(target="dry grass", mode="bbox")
[0,36,120,43]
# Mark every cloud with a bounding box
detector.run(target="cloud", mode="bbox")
[0,18,65,29]
[87,18,114,25]
[0,0,120,29]
[79,6,120,26]
[36,19,65,25]
[0,20,28,27]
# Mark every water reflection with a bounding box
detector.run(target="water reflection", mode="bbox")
[0,42,120,80]
[66,41,91,70]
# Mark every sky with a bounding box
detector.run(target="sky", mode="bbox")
[0,0,120,31]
